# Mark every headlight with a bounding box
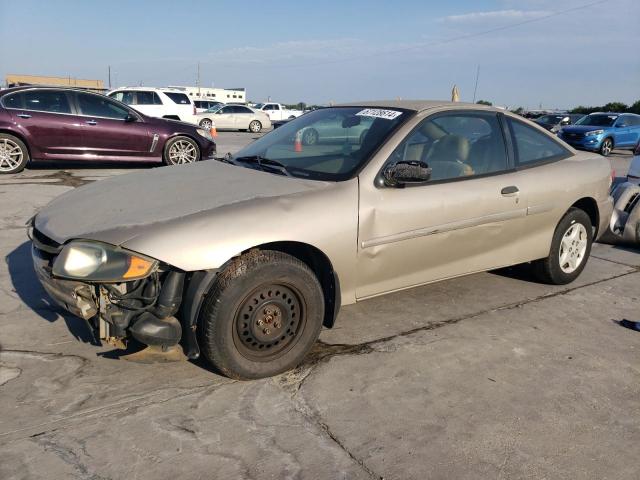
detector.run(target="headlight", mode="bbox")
[52,241,158,282]
[585,129,604,136]
[196,128,213,140]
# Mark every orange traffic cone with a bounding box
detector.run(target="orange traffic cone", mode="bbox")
[294,130,303,152]
[210,123,218,138]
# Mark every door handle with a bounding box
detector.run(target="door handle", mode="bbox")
[85,120,98,125]
[17,113,31,118]
[501,186,519,196]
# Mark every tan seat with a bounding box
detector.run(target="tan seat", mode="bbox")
[425,135,474,180]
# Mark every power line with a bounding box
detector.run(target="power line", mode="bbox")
[219,0,613,70]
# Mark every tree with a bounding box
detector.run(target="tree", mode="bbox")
[476,100,492,106]
[296,102,307,111]
[602,102,628,112]
[629,100,640,114]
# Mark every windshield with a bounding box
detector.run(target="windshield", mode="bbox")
[575,114,618,127]
[231,106,410,181]
[206,105,224,113]
[253,103,264,109]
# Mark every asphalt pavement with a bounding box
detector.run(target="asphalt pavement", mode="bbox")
[0,135,638,480]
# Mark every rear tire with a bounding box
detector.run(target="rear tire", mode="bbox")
[199,118,213,129]
[302,128,319,145]
[163,136,200,165]
[599,137,613,156]
[0,134,29,174]
[248,120,262,133]
[199,250,324,380]
[532,208,592,285]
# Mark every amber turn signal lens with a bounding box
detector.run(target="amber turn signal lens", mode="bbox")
[123,256,155,279]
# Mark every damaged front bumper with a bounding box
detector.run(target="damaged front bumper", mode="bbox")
[30,228,200,358]
[32,245,98,320]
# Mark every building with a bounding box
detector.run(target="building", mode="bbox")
[5,74,105,91]
[168,85,246,103]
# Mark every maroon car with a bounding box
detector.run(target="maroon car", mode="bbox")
[0,87,216,174]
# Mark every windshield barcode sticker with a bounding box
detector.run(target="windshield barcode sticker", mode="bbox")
[356,109,403,120]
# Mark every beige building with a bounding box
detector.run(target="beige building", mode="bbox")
[168,85,246,103]
[5,74,104,91]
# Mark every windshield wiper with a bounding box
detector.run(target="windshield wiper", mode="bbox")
[233,155,292,177]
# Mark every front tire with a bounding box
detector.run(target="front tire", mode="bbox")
[199,250,324,380]
[0,134,29,174]
[163,136,200,165]
[533,208,592,285]
[599,137,613,156]
[248,120,262,133]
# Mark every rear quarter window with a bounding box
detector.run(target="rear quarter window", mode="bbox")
[508,118,570,166]
[163,92,191,105]
[2,92,24,109]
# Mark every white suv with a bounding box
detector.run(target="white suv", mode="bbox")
[108,87,196,124]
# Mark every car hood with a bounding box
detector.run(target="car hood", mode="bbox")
[34,161,329,246]
[561,125,610,134]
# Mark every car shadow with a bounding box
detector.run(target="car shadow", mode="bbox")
[6,241,98,344]
[489,262,538,282]
[26,160,160,171]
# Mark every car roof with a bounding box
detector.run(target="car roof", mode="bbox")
[111,87,186,93]
[335,99,504,113]
[0,86,105,97]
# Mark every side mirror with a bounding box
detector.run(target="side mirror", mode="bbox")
[561,117,570,125]
[124,113,137,123]
[383,161,432,187]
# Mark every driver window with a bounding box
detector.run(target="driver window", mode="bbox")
[388,112,508,181]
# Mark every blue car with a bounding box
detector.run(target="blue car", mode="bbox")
[558,112,640,156]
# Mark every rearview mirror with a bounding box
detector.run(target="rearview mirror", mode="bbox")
[382,161,432,187]
[342,116,361,128]
[124,113,137,123]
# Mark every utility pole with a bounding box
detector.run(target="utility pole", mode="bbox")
[108,65,111,89]
[472,65,480,103]
[197,62,200,98]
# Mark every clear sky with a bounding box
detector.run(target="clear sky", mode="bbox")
[1,0,638,109]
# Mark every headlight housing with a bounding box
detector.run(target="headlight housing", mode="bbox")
[585,129,604,136]
[196,128,213,140]
[52,241,158,282]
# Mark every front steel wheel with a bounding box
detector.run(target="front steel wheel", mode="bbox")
[163,136,200,165]
[199,250,324,379]
[0,134,29,174]
[600,138,613,156]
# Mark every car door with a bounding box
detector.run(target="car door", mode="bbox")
[4,89,86,159]
[213,106,236,129]
[503,117,576,262]
[75,92,152,158]
[356,111,527,299]
[613,115,633,147]
[231,106,254,129]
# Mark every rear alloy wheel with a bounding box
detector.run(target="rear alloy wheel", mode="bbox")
[163,136,200,165]
[0,134,29,174]
[199,118,213,129]
[533,208,592,285]
[199,250,324,380]
[599,137,613,156]
[248,120,262,133]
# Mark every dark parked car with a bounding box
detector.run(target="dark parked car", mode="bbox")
[534,113,584,132]
[0,87,216,174]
